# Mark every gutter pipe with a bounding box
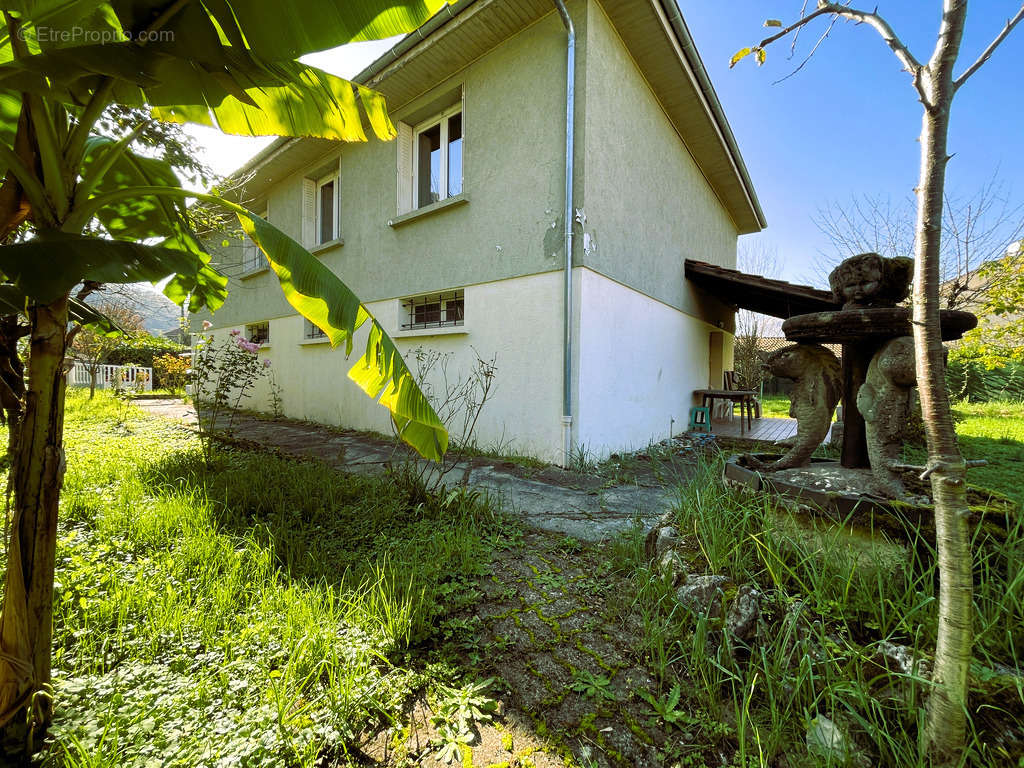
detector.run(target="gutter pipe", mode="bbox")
[551,0,575,467]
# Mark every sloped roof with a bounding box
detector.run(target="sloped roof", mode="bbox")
[228,0,764,233]
[685,259,840,319]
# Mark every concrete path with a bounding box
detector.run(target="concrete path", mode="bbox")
[134,399,677,542]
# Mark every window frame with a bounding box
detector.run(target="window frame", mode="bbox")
[413,103,463,210]
[241,208,270,276]
[314,172,339,245]
[400,289,465,332]
[245,321,270,345]
[302,318,328,343]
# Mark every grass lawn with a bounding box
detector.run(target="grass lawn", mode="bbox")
[8,391,1023,767]
[762,394,1024,505]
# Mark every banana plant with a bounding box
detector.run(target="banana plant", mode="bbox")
[0,0,450,755]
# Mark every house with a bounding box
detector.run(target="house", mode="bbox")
[201,0,765,464]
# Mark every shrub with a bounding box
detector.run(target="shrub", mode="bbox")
[153,353,189,393]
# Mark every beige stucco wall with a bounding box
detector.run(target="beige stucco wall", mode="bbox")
[578,0,738,328]
[204,4,586,331]
[205,271,566,463]
[200,0,749,462]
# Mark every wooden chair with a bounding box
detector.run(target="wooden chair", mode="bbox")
[723,371,762,419]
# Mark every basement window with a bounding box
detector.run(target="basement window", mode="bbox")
[303,318,328,341]
[245,321,270,345]
[401,289,464,331]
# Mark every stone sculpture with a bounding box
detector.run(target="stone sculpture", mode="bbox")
[748,343,842,471]
[828,252,914,309]
[856,336,917,498]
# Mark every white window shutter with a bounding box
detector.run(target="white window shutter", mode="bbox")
[301,177,315,248]
[396,121,413,214]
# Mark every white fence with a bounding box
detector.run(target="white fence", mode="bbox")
[69,363,153,392]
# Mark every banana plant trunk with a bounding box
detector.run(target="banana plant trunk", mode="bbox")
[0,297,69,756]
[916,3,972,762]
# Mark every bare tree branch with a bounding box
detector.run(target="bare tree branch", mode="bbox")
[749,2,927,105]
[954,4,1024,90]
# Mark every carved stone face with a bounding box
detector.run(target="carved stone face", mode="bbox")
[828,253,913,308]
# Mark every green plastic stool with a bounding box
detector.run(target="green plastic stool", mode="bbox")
[688,405,711,433]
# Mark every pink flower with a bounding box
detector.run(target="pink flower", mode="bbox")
[263,360,272,369]
[229,329,241,336]
[202,320,212,330]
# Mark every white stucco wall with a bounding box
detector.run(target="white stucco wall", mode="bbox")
[204,270,566,463]
[574,268,730,458]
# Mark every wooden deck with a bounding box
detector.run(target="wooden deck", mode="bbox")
[698,416,819,443]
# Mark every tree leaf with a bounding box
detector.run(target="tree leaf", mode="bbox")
[764,19,783,28]
[729,47,753,68]
[0,235,212,304]
[756,48,766,66]
[235,208,448,461]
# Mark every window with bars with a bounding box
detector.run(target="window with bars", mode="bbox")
[246,321,270,344]
[401,289,464,331]
[303,318,327,341]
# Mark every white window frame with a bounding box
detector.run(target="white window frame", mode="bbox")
[413,104,463,209]
[241,208,269,275]
[315,172,339,245]
[302,318,328,342]
[400,289,465,331]
[245,321,270,345]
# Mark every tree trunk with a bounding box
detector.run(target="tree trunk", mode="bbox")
[0,297,69,758]
[916,3,971,762]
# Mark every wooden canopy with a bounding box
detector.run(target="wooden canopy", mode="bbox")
[685,259,839,319]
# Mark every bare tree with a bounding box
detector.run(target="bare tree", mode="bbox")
[735,3,1024,762]
[734,242,783,391]
[811,175,1024,308]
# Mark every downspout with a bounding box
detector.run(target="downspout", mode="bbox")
[552,0,575,467]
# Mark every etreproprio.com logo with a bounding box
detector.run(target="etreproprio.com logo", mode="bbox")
[20,26,175,44]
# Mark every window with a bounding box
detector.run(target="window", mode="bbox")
[302,161,341,248]
[316,173,338,244]
[303,318,327,341]
[246,321,270,344]
[415,106,462,209]
[401,289,464,331]
[241,209,269,274]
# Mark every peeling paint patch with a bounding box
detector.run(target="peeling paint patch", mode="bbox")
[574,208,586,228]
[583,232,596,258]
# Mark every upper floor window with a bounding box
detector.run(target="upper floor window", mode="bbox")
[241,209,269,275]
[415,105,462,209]
[316,173,339,244]
[302,160,341,248]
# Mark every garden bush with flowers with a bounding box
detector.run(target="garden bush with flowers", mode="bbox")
[191,322,272,464]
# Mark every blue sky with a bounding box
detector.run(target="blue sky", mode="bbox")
[186,3,1024,287]
[677,1,1024,283]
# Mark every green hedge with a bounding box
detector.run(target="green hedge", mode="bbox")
[946,358,1024,402]
[105,335,187,388]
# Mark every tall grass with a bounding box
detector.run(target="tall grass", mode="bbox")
[629,458,1023,767]
[36,391,499,767]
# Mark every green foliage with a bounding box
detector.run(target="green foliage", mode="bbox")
[569,670,616,701]
[37,390,493,768]
[152,353,188,393]
[429,678,498,764]
[947,342,1024,402]
[104,333,184,369]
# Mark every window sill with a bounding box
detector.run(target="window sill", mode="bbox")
[388,194,468,228]
[310,238,344,255]
[299,337,331,346]
[240,266,269,279]
[393,326,469,339]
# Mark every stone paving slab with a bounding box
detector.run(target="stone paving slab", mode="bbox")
[135,399,672,541]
